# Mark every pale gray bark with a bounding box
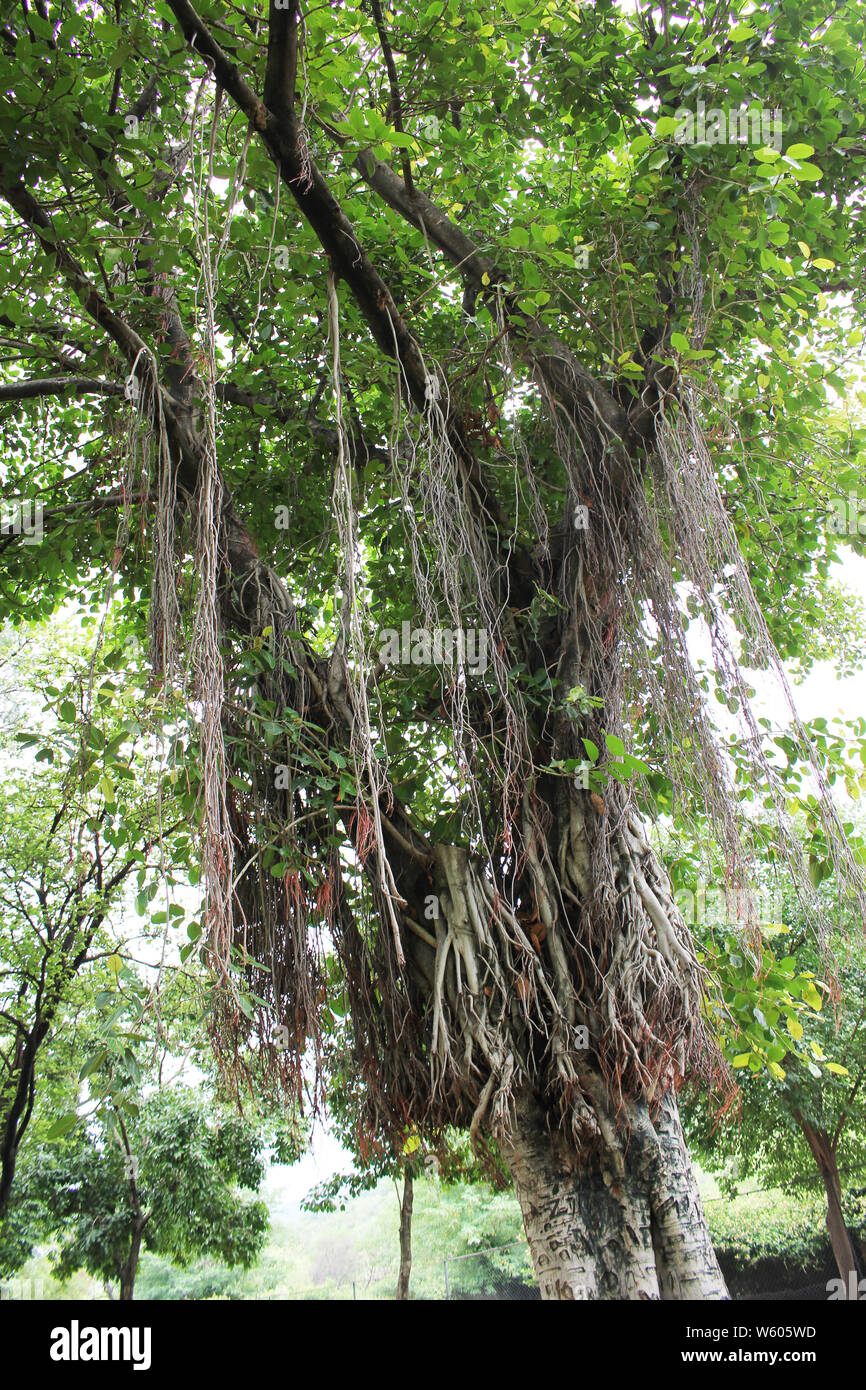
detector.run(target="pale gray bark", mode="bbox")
[641,1094,731,1299]
[500,1090,728,1301]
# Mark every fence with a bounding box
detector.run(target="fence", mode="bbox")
[300,1236,857,1300]
[442,1242,539,1299]
[277,1239,539,1300]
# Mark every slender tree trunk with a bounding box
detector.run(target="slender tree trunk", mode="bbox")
[795,1114,863,1299]
[500,1090,727,1300]
[396,1169,413,1300]
[0,1020,49,1217]
[1,919,105,1216]
[119,1220,145,1302]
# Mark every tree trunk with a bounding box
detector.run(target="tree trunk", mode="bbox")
[119,1219,145,1301]
[795,1114,863,1299]
[396,1169,413,1300]
[0,1019,50,1217]
[1,918,106,1217]
[500,1090,728,1300]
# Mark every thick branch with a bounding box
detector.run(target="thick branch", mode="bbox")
[0,376,125,402]
[344,147,637,445]
[369,0,414,196]
[165,0,535,594]
[263,0,300,117]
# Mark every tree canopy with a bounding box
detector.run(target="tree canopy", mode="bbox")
[1,0,865,1300]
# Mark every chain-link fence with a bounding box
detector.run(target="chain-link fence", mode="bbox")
[286,1237,856,1300]
[271,1239,539,1299]
[442,1241,538,1299]
[746,1281,839,1300]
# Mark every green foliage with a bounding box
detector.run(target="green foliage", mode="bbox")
[138,1174,532,1300]
[0,617,305,1288]
[0,0,863,798]
[684,916,866,1200]
[707,1187,866,1269]
[0,615,199,1218]
[701,924,833,1081]
[6,1089,269,1289]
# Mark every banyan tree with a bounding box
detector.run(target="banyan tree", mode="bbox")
[0,0,864,1298]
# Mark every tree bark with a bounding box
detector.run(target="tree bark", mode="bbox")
[795,1114,863,1299]
[396,1170,413,1300]
[119,1218,145,1301]
[500,1090,728,1300]
[0,1022,48,1217]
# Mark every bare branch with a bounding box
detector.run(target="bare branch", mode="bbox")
[369,0,414,196]
[0,376,125,402]
[263,0,300,117]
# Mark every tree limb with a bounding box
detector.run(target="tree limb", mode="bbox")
[0,376,125,402]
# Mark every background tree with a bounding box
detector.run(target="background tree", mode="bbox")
[685,925,866,1296]
[0,0,864,1298]
[0,823,303,1296]
[8,1087,270,1299]
[305,1016,507,1299]
[0,621,191,1217]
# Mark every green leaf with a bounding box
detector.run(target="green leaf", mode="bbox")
[789,162,822,182]
[45,1113,79,1141]
[801,981,823,1010]
[79,1049,108,1080]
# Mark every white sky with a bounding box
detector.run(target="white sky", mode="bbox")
[768,550,866,724]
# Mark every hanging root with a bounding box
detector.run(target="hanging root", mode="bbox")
[326,269,405,965]
[126,127,861,1162]
[374,795,713,1160]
